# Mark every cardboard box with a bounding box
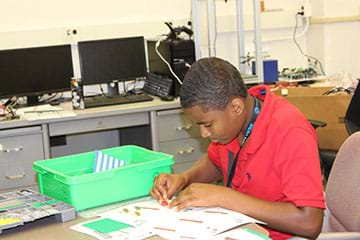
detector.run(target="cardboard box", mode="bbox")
[274,86,351,150]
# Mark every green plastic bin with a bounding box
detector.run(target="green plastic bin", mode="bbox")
[33,145,174,211]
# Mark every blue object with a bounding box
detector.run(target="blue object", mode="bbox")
[252,59,278,83]
[93,150,126,172]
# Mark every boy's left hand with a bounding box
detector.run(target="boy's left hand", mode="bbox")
[168,183,226,211]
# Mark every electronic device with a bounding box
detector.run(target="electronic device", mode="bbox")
[0,189,75,234]
[78,36,147,97]
[345,81,360,134]
[143,73,173,98]
[147,38,195,97]
[83,93,153,108]
[0,45,74,106]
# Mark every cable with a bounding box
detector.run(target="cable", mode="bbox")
[262,15,310,43]
[185,62,192,69]
[99,84,105,96]
[293,13,327,76]
[155,36,183,85]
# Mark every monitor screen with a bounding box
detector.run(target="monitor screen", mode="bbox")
[78,36,147,86]
[0,45,74,99]
[345,82,360,134]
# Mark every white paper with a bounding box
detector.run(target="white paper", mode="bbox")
[16,104,76,120]
[98,198,265,240]
[70,217,154,240]
[212,227,270,240]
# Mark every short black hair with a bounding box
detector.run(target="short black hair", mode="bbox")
[180,57,248,112]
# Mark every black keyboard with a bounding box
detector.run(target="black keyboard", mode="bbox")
[143,73,173,98]
[84,94,153,108]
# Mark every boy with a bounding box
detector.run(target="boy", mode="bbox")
[151,57,325,239]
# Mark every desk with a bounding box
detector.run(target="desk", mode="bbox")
[0,98,207,192]
[0,99,268,239]
[1,215,268,239]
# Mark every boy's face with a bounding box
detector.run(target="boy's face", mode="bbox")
[184,99,246,144]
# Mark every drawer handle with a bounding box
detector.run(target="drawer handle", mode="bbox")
[176,124,193,131]
[1,146,23,153]
[6,172,26,180]
[177,147,195,155]
[186,147,195,153]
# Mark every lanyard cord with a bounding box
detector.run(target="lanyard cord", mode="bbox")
[226,96,261,188]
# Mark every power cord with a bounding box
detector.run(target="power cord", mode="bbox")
[293,12,326,76]
[155,36,183,85]
[3,96,19,120]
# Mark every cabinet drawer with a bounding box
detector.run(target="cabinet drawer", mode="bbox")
[159,138,209,164]
[0,163,36,189]
[49,112,149,136]
[0,132,44,166]
[157,110,200,141]
[0,129,45,190]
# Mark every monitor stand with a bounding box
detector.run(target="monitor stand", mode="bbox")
[27,95,41,106]
[107,82,120,97]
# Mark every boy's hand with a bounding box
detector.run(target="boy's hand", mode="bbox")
[150,173,188,204]
[168,183,226,211]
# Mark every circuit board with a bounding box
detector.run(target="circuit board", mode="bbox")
[0,189,75,234]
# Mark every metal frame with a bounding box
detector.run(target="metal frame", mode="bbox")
[191,0,264,83]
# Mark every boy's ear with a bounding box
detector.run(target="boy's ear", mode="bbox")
[230,98,245,115]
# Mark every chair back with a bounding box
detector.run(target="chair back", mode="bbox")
[325,131,360,232]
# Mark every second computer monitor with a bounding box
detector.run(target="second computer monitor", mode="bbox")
[78,36,147,95]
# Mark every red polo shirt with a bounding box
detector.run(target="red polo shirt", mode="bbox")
[208,85,325,240]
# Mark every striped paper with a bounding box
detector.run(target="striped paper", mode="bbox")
[94,150,126,172]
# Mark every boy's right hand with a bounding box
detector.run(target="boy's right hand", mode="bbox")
[150,173,188,205]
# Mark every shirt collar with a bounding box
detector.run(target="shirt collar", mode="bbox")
[219,85,276,157]
[246,85,274,154]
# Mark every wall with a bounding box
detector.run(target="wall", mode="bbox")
[322,0,360,77]
[198,0,360,79]
[0,0,191,49]
[306,0,360,78]
[0,0,359,79]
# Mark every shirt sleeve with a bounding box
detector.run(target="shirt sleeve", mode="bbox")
[275,127,325,209]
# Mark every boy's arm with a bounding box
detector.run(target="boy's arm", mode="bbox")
[170,184,323,240]
[221,188,324,239]
[180,154,223,185]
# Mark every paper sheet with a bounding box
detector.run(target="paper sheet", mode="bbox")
[97,198,265,240]
[70,217,154,240]
[212,227,271,240]
[16,104,76,120]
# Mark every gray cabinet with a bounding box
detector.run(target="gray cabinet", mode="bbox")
[156,109,209,173]
[0,126,45,190]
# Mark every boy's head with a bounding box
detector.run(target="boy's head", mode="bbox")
[180,57,249,144]
[180,57,247,112]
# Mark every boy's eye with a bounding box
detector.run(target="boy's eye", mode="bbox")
[204,123,212,128]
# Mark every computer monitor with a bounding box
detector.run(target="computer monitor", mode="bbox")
[78,36,147,96]
[0,44,74,105]
[345,81,360,134]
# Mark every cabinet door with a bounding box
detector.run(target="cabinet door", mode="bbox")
[0,127,45,190]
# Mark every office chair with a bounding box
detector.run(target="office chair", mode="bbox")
[316,131,360,239]
[290,132,360,240]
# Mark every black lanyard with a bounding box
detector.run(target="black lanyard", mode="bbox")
[226,96,261,188]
